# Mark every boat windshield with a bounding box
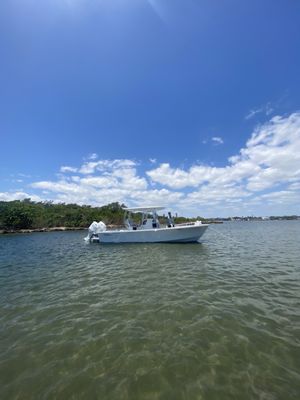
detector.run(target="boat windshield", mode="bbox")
[123,208,161,230]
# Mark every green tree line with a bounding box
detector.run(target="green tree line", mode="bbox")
[0,200,126,230]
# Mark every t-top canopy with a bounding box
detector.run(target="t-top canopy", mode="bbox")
[123,206,165,213]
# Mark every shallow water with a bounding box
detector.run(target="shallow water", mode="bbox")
[0,221,300,399]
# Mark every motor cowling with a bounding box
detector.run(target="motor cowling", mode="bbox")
[88,221,106,233]
[85,221,107,242]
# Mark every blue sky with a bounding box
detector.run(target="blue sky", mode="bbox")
[1,0,300,217]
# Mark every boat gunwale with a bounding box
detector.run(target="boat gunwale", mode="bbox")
[101,223,209,235]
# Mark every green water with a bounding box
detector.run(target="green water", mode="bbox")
[0,221,300,399]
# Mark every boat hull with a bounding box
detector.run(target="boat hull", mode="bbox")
[97,224,209,244]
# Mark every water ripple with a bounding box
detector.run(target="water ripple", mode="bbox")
[0,222,300,399]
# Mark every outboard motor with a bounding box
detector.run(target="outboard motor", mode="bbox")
[85,221,106,242]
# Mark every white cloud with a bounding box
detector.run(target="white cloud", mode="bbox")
[245,102,274,120]
[245,108,263,120]
[202,137,224,145]
[29,180,181,209]
[260,190,299,202]
[146,113,300,215]
[30,158,148,207]
[148,113,300,192]
[212,136,224,145]
[60,166,78,173]
[87,153,98,160]
[79,159,136,174]
[4,113,300,217]
[78,161,99,174]
[80,176,119,188]
[0,191,42,202]
[133,188,183,207]
[289,182,300,190]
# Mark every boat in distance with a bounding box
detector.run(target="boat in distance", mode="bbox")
[85,206,209,244]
